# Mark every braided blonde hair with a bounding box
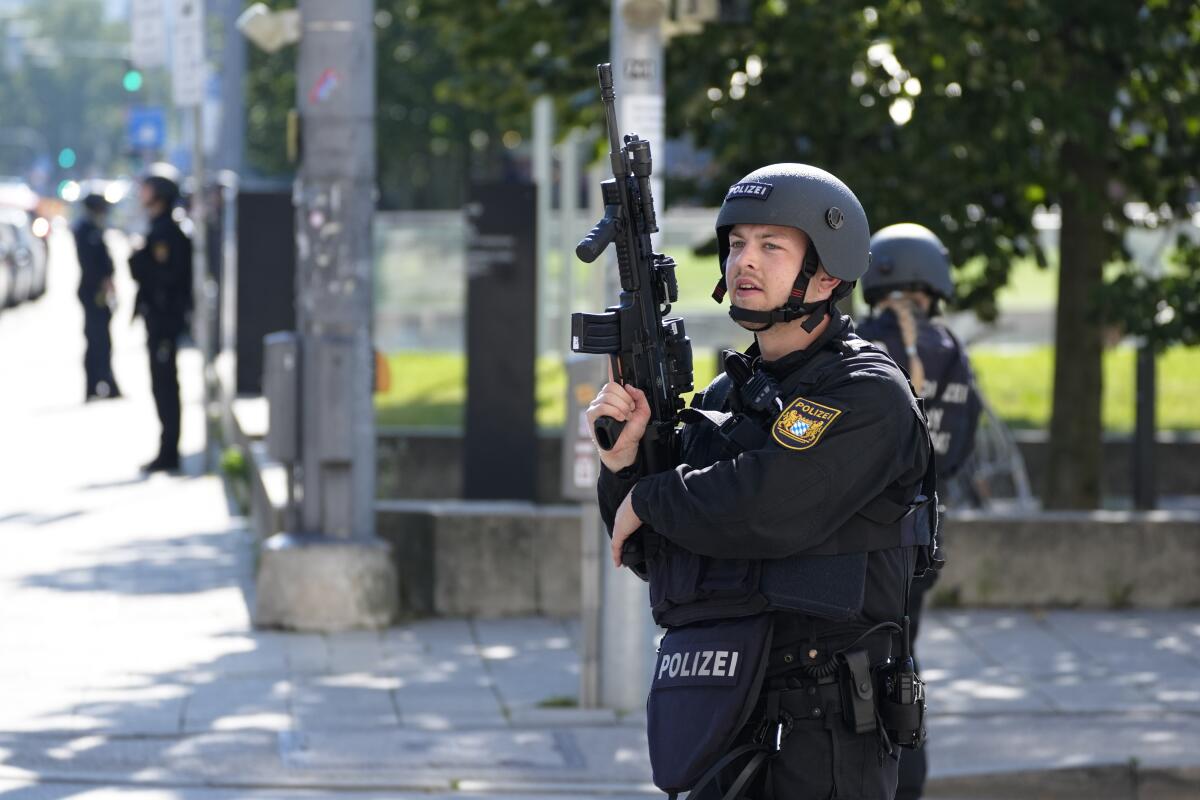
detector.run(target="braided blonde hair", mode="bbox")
[876,292,927,395]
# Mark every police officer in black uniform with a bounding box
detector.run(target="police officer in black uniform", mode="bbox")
[129,173,192,473]
[73,193,121,401]
[589,165,937,799]
[857,223,982,800]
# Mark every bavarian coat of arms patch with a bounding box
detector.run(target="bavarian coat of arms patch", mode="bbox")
[771,396,843,450]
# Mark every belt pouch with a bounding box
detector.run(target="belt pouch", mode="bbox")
[838,648,878,734]
[646,613,775,794]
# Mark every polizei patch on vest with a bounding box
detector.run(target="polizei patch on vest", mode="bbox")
[653,641,743,689]
[772,396,843,451]
[725,181,773,201]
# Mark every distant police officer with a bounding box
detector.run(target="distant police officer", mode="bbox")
[590,165,938,799]
[857,223,982,800]
[129,173,193,473]
[73,193,121,401]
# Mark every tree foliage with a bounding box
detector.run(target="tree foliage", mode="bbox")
[665,0,1198,507]
[666,1,1199,322]
[244,0,609,208]
[0,0,144,184]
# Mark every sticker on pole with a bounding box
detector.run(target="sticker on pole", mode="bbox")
[309,68,342,104]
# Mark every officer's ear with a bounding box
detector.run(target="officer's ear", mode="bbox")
[812,267,842,298]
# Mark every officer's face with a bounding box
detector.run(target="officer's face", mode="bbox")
[139,183,158,212]
[726,223,810,310]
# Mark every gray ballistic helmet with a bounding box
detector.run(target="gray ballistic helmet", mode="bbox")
[862,223,955,305]
[713,163,871,331]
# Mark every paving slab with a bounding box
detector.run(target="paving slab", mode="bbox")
[1042,610,1200,677]
[289,680,400,730]
[939,609,1101,679]
[182,677,293,733]
[926,712,1200,777]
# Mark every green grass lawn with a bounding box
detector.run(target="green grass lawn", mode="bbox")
[376,345,1200,433]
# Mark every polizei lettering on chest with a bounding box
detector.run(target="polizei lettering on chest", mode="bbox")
[654,643,742,688]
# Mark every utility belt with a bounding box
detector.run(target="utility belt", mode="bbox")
[650,618,925,800]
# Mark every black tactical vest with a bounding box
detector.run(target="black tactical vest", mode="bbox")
[645,342,938,630]
[857,312,981,479]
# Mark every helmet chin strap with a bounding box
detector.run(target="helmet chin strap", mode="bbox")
[715,248,832,334]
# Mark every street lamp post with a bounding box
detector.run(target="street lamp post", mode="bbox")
[250,0,399,632]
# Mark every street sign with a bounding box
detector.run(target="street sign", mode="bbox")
[127,106,166,151]
[171,0,206,108]
[130,0,166,68]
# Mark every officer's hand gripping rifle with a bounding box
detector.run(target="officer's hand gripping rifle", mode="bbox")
[571,63,694,568]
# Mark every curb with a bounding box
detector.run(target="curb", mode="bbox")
[4,760,1199,798]
[927,763,1200,800]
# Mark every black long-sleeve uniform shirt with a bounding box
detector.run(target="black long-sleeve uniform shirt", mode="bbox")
[73,218,114,308]
[597,314,930,647]
[130,211,193,339]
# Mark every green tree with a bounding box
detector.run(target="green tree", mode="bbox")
[0,0,140,181]
[244,0,605,207]
[666,0,1200,508]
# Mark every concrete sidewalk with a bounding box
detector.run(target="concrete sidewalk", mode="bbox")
[1,229,1199,799]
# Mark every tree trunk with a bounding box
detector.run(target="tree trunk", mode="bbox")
[1044,141,1107,509]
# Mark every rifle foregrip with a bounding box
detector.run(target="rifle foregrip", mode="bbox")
[577,216,618,263]
[594,416,626,451]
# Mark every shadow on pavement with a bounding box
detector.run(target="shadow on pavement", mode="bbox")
[19,529,241,595]
[0,510,86,527]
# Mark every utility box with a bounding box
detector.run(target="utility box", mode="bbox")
[263,331,300,463]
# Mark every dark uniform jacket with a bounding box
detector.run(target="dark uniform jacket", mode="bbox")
[597,314,931,656]
[73,218,113,309]
[130,211,193,340]
[856,309,981,480]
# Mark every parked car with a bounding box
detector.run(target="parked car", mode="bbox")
[0,179,50,304]
[0,209,44,305]
[0,227,12,308]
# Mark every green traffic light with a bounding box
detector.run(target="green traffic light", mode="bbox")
[123,69,144,92]
[57,148,76,169]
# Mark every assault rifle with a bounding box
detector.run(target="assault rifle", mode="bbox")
[571,63,694,566]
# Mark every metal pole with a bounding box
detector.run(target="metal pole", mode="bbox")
[1133,341,1157,510]
[295,0,377,540]
[217,169,238,445]
[559,129,582,352]
[579,506,604,707]
[597,0,666,714]
[532,96,555,358]
[217,0,246,175]
[191,106,212,471]
[253,0,397,632]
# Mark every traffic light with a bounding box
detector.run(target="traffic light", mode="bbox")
[123,67,143,92]
[57,148,76,169]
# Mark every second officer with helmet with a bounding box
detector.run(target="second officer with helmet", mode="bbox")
[857,222,984,800]
[588,164,939,798]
